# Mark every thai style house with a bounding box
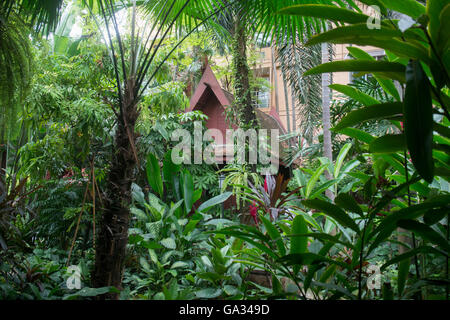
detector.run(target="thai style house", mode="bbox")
[187,63,288,171]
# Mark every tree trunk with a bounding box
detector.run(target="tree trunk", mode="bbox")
[270,46,280,114]
[232,18,257,129]
[282,73,291,134]
[321,42,334,201]
[92,80,139,299]
[0,124,6,187]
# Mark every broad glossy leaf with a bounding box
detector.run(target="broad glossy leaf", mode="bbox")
[181,170,195,213]
[260,215,286,256]
[334,143,352,178]
[436,4,450,54]
[335,193,363,216]
[329,84,380,106]
[195,288,222,299]
[279,253,348,269]
[383,0,426,19]
[146,153,163,198]
[278,4,371,24]
[302,199,360,234]
[397,259,409,297]
[197,192,232,213]
[369,134,406,153]
[306,164,327,198]
[63,286,119,300]
[427,0,448,45]
[348,47,401,100]
[397,219,450,252]
[368,195,450,253]
[307,24,402,46]
[290,215,308,274]
[338,127,376,144]
[381,245,447,271]
[160,237,176,250]
[163,150,180,194]
[305,60,406,82]
[423,208,449,225]
[334,102,403,131]
[404,60,434,182]
[288,232,354,249]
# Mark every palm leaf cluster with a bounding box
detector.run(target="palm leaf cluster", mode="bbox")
[276,38,322,144]
[0,14,33,141]
[0,0,64,33]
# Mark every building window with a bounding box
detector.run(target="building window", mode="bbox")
[254,90,270,109]
[253,76,270,109]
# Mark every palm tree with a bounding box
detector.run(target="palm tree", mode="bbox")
[81,0,236,298]
[276,37,322,145]
[88,0,357,296]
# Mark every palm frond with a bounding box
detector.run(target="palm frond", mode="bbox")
[276,37,322,144]
[1,0,65,34]
[241,0,359,46]
[0,13,33,141]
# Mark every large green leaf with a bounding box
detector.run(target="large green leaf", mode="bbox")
[302,199,360,234]
[368,195,450,253]
[309,179,340,200]
[288,232,355,249]
[404,60,434,183]
[146,153,163,198]
[338,127,376,144]
[162,150,180,195]
[369,134,406,153]
[181,170,195,214]
[334,142,352,178]
[335,193,363,216]
[423,208,449,225]
[334,102,403,131]
[329,84,380,106]
[197,192,232,213]
[427,0,448,45]
[279,253,349,269]
[260,215,286,256]
[160,237,176,250]
[304,60,406,83]
[315,36,430,64]
[305,164,327,198]
[278,4,371,24]
[436,4,450,54]
[195,288,222,299]
[397,219,450,252]
[290,215,308,274]
[382,0,426,19]
[397,259,409,297]
[381,245,447,271]
[63,286,119,300]
[347,47,401,101]
[307,24,403,46]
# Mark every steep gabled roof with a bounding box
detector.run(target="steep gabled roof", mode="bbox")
[188,64,232,111]
[188,64,287,135]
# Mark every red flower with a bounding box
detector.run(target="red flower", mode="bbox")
[249,201,259,225]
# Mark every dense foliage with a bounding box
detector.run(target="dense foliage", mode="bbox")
[1,0,449,301]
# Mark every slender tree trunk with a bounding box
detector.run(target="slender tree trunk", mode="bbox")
[92,79,139,299]
[291,88,297,132]
[0,124,6,187]
[271,46,280,114]
[321,42,334,201]
[282,73,291,134]
[232,17,257,129]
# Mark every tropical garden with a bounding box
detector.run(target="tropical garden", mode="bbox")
[0,0,449,301]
